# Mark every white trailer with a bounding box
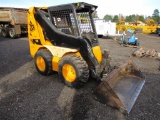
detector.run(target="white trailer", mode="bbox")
[94,19,122,38]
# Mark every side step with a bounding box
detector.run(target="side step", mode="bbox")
[94,60,145,114]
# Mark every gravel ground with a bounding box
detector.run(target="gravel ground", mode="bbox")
[0,33,160,120]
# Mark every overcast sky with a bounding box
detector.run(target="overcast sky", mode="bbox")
[0,0,159,18]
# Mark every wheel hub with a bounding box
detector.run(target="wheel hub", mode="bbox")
[36,56,46,71]
[62,64,76,82]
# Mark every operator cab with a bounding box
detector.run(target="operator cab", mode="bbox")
[47,2,98,44]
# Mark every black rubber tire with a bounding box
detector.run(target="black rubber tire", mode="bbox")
[124,39,128,44]
[136,40,140,46]
[98,35,103,38]
[17,34,21,38]
[34,49,53,76]
[58,55,89,88]
[1,28,9,37]
[9,28,17,38]
[124,35,128,44]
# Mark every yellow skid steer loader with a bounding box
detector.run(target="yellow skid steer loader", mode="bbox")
[28,2,145,114]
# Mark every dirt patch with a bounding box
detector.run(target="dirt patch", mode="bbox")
[0,33,160,119]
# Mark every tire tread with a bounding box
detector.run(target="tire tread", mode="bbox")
[59,54,89,88]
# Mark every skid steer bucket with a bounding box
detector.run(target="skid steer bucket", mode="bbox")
[94,60,145,114]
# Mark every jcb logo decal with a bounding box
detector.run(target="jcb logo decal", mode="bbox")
[29,21,35,31]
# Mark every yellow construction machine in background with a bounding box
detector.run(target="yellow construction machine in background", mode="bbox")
[116,19,158,34]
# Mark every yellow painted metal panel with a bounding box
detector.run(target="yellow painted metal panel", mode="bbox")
[52,56,60,71]
[92,45,102,63]
[44,45,78,57]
